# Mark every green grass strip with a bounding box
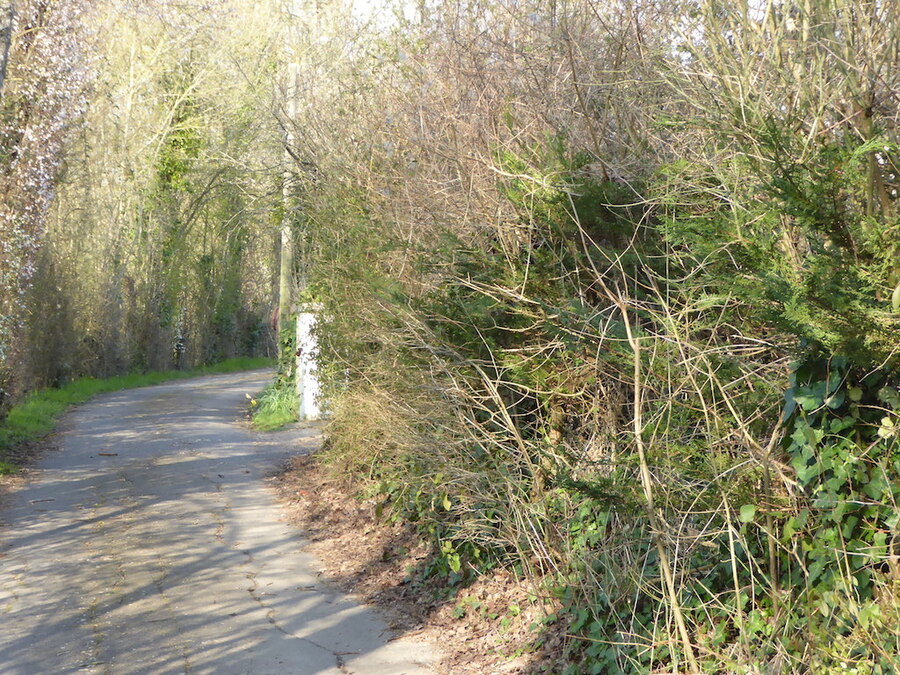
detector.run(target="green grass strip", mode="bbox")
[250,380,299,431]
[0,356,274,474]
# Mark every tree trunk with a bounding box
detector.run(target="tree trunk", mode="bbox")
[277,60,299,335]
[0,2,15,99]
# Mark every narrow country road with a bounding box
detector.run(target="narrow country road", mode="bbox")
[0,370,435,675]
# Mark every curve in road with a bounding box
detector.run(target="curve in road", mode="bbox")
[0,370,435,675]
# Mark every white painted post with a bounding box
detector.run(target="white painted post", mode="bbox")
[295,306,321,421]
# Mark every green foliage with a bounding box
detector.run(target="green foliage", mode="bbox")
[10,2,284,399]
[777,357,899,666]
[251,379,298,431]
[277,3,900,670]
[245,316,301,433]
[309,126,900,671]
[155,118,203,192]
[660,136,899,374]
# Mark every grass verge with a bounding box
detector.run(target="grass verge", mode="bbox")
[0,356,273,474]
[250,380,298,431]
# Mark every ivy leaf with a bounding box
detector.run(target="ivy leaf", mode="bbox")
[887,510,900,529]
[738,504,757,523]
[782,389,798,420]
[795,393,823,412]
[824,390,845,409]
[803,425,824,447]
[877,416,896,439]
[783,517,797,540]
[862,473,886,499]
[878,387,900,410]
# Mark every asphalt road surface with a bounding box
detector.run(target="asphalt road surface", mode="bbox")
[0,370,435,675]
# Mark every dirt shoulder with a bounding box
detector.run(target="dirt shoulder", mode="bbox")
[268,453,565,674]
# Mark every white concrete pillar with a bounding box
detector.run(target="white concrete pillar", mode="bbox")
[295,307,321,421]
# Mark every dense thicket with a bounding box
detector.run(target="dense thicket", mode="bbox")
[0,0,91,403]
[0,0,283,400]
[280,0,900,672]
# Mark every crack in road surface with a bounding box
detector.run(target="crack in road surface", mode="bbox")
[0,370,436,675]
